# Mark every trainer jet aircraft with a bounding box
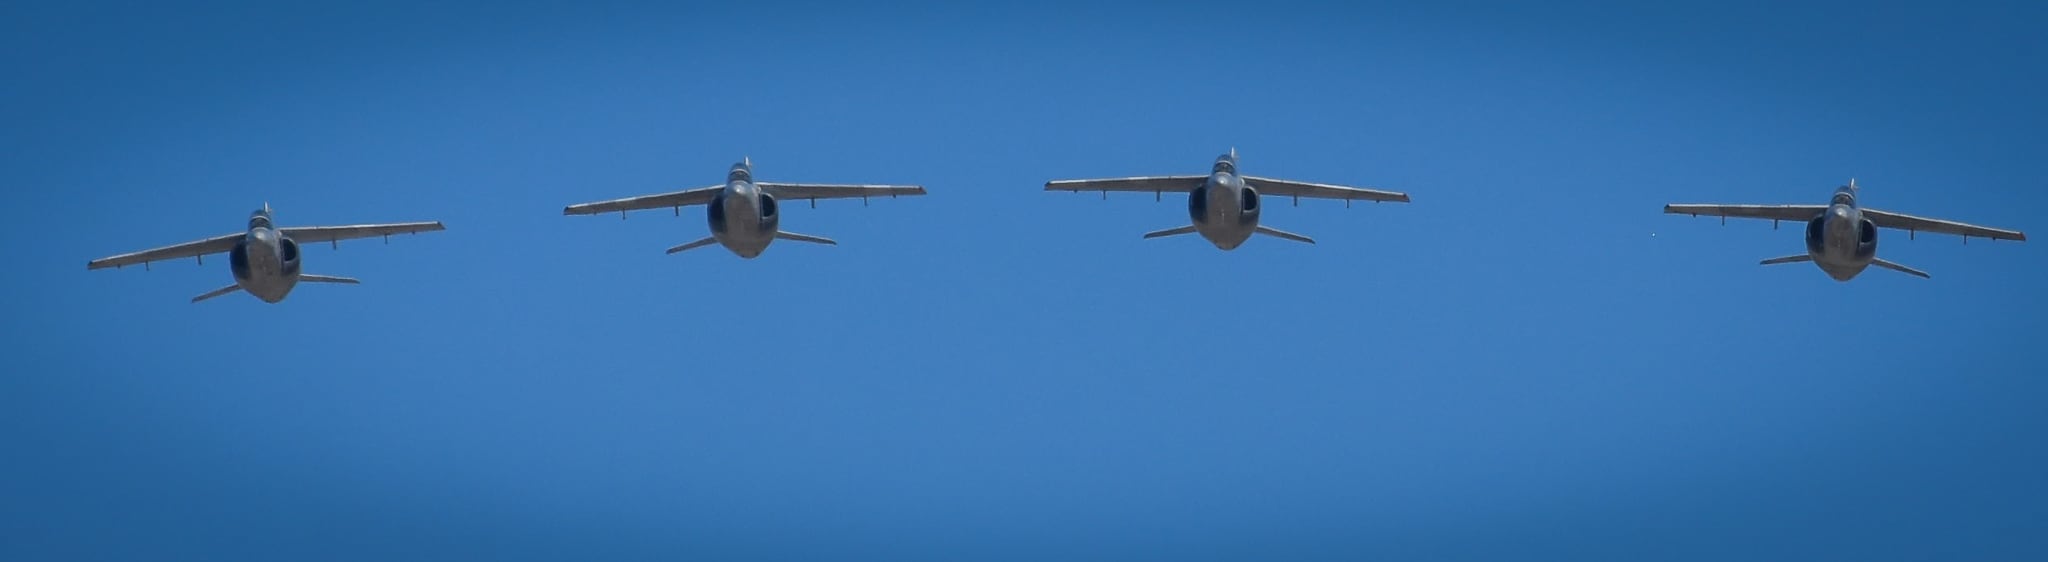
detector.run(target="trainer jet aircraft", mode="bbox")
[86,205,446,302]
[1664,179,2025,280]
[564,158,925,258]
[1045,149,1409,249]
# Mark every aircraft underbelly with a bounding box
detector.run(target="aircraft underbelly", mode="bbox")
[236,245,296,302]
[1195,186,1252,249]
[716,194,771,257]
[1814,218,1871,281]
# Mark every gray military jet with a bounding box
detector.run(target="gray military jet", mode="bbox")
[563,158,925,258]
[1664,179,2025,280]
[1045,149,1410,249]
[86,205,446,302]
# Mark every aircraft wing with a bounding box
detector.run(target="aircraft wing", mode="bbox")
[1862,208,2026,241]
[563,186,723,216]
[1243,176,1410,203]
[1662,204,1825,222]
[87,233,243,270]
[1044,176,1206,195]
[757,182,927,202]
[281,222,446,244]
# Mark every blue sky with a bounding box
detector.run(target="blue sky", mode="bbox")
[3,2,2044,560]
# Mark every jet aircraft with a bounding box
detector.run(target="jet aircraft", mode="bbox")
[564,158,926,258]
[1044,149,1410,249]
[1664,179,2025,280]
[86,205,446,302]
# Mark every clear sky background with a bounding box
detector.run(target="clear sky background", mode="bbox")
[3,1,2045,560]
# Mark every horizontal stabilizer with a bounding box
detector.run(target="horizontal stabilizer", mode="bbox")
[300,274,361,284]
[665,236,720,254]
[1142,225,1198,239]
[190,284,242,303]
[1871,257,1931,279]
[1253,225,1315,245]
[776,231,837,246]
[1758,255,1813,266]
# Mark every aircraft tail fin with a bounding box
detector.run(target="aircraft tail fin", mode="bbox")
[1253,225,1316,245]
[1871,257,1931,279]
[300,274,361,284]
[665,236,720,254]
[190,284,242,303]
[1142,225,1198,239]
[1759,255,1814,266]
[775,231,838,246]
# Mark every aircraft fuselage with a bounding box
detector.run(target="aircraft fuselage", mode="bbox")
[1187,156,1260,250]
[706,168,780,258]
[229,214,302,302]
[1804,185,1879,281]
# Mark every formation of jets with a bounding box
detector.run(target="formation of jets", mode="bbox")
[87,152,2026,303]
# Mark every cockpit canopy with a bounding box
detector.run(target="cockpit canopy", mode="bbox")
[727,164,753,183]
[1212,148,1240,174]
[1832,179,1859,206]
[248,210,273,230]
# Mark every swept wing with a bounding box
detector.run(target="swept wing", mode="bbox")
[757,182,926,204]
[1044,176,1206,196]
[564,186,723,216]
[1861,208,2025,241]
[1243,176,1410,203]
[86,233,242,270]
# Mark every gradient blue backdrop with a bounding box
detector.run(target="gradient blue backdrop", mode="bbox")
[4,2,2044,560]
